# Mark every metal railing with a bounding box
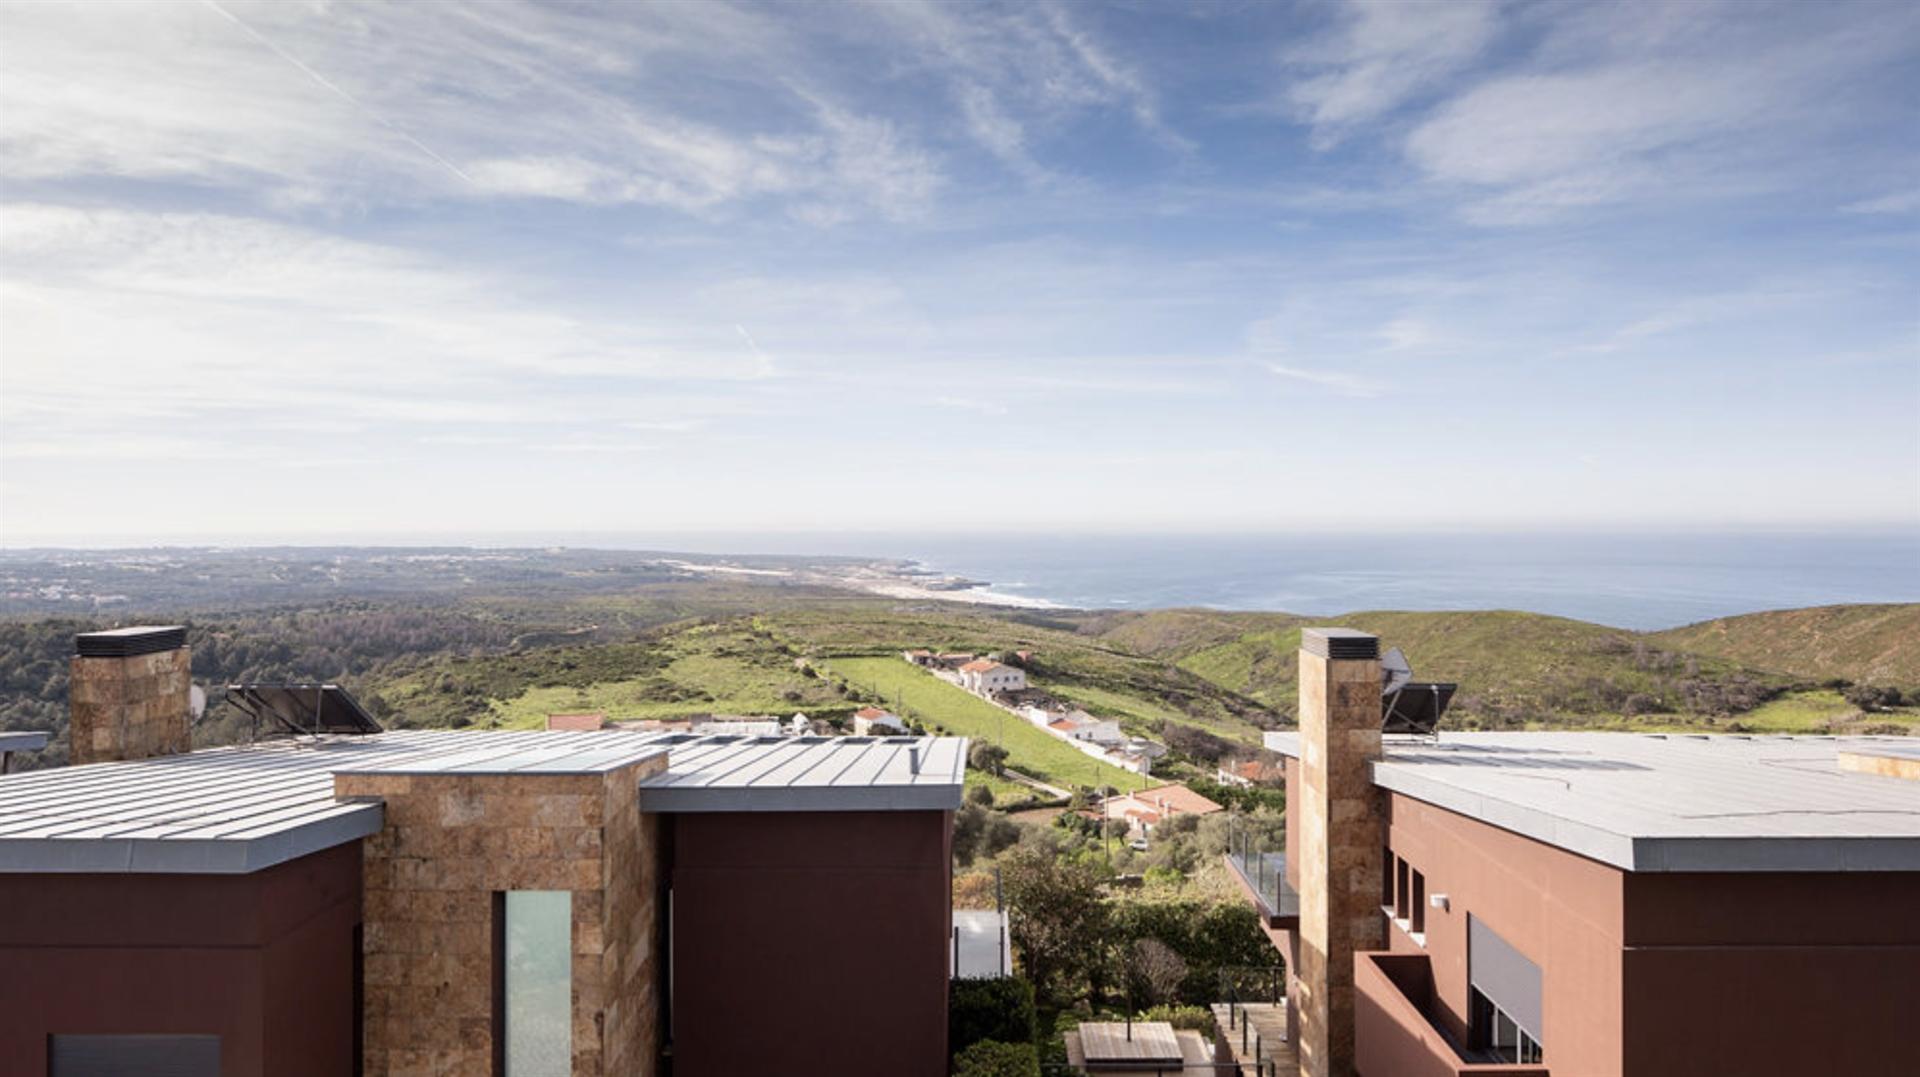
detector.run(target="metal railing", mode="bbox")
[1217,979,1285,1077]
[1044,1065,1271,1076]
[1226,817,1298,919]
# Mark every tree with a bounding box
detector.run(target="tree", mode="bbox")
[970,741,1010,776]
[953,1040,1039,1077]
[950,977,1037,1055]
[1000,844,1108,1005]
[968,783,996,807]
[954,804,1022,867]
[1127,937,1188,1006]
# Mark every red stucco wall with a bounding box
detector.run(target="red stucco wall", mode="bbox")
[1383,792,1627,1076]
[668,809,952,1077]
[1620,871,1920,1076]
[1382,793,1920,1077]
[0,842,362,1077]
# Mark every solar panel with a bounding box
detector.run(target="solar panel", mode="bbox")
[224,683,383,736]
[1383,682,1455,735]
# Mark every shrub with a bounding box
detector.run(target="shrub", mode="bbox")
[1844,684,1904,712]
[953,1039,1039,1077]
[970,742,1011,775]
[968,783,996,806]
[950,977,1037,1056]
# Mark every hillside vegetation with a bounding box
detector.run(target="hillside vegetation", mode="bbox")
[1651,604,1920,684]
[6,580,1916,773]
[1088,608,1832,730]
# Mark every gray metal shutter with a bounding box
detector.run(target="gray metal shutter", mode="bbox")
[48,1035,220,1077]
[1468,915,1543,1039]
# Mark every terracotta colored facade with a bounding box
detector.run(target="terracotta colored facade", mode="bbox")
[336,756,666,1077]
[0,842,361,1077]
[68,645,191,765]
[668,810,954,1077]
[1265,772,1920,1077]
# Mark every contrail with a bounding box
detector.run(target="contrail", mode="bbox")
[200,0,474,185]
[734,325,778,378]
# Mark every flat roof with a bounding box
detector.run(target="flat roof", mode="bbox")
[0,730,966,874]
[1264,731,1920,873]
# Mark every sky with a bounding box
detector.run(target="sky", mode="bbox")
[0,0,1916,543]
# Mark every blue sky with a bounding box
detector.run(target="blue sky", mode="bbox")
[0,0,1915,542]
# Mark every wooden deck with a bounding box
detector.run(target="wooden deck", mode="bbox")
[1065,1027,1226,1075]
[1210,1002,1297,1075]
[1079,1021,1184,1065]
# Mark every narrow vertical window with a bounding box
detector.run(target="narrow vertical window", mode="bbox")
[1410,869,1426,935]
[497,890,572,1077]
[1394,857,1410,920]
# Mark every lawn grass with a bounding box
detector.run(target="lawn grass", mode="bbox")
[1733,689,1858,732]
[1037,680,1266,746]
[965,767,1039,808]
[476,622,846,729]
[826,656,1150,791]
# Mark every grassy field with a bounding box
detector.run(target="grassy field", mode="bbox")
[826,656,1150,792]
[965,766,1040,808]
[1036,680,1266,746]
[382,621,851,730]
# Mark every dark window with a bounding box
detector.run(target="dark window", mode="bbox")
[49,1035,219,1077]
[1381,846,1395,905]
[1470,987,1543,1063]
[1411,869,1426,934]
[353,922,365,1077]
[1468,915,1543,1063]
[1394,857,1410,920]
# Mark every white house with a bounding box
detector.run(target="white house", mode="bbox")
[958,660,1026,695]
[852,706,908,736]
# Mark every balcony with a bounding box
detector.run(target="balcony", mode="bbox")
[1224,820,1298,927]
[1355,952,1548,1077]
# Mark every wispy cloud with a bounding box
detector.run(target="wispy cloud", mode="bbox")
[1281,0,1920,224]
[1262,363,1381,398]
[1282,0,1502,142]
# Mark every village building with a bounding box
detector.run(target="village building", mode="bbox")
[957,659,1026,695]
[853,706,908,735]
[1215,756,1284,788]
[545,711,608,731]
[1099,782,1224,835]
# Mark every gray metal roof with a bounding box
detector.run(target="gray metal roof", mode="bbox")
[0,730,966,874]
[636,734,967,812]
[1264,731,1920,873]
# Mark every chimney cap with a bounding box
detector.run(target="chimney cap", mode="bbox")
[75,625,187,658]
[1301,627,1379,660]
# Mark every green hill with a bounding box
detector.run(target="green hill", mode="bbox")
[1092,608,1794,729]
[1651,604,1920,686]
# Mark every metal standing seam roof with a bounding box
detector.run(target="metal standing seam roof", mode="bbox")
[0,730,967,874]
[635,734,967,812]
[1264,730,1920,873]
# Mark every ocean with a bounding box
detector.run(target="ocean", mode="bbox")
[579,529,1919,631]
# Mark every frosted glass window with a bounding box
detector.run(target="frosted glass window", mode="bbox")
[504,890,572,1077]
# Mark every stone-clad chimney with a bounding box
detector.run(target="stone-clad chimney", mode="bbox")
[1294,628,1386,1077]
[70,626,192,765]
